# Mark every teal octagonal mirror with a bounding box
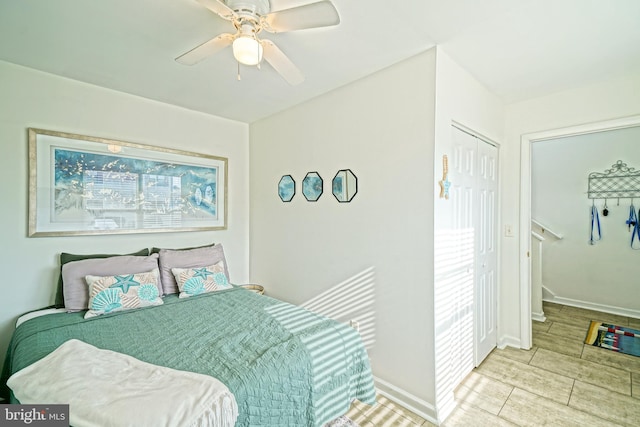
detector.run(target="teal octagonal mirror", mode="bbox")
[332,169,358,202]
[278,175,295,202]
[302,172,323,202]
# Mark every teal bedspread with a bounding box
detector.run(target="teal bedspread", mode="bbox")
[1,288,376,426]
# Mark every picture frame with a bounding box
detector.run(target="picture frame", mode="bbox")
[28,128,228,237]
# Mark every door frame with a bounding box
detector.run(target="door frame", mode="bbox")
[518,114,640,349]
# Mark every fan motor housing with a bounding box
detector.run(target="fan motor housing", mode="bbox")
[226,0,270,16]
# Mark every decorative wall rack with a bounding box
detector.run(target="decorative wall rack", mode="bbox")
[587,160,640,200]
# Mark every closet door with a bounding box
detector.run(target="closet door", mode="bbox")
[475,139,498,365]
[448,128,478,385]
[450,126,498,369]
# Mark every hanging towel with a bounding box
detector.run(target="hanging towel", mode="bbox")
[590,204,601,245]
[631,208,640,250]
[626,203,637,230]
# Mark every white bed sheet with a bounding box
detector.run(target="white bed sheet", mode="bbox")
[16,308,67,328]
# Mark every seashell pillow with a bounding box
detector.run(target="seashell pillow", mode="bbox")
[171,261,232,298]
[62,253,160,312]
[56,248,150,308]
[84,269,163,319]
[158,244,229,296]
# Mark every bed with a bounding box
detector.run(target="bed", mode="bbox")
[1,245,376,426]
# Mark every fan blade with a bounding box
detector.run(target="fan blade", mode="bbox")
[196,0,235,20]
[263,0,340,33]
[175,33,234,65]
[261,40,304,85]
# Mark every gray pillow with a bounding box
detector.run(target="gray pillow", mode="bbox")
[62,253,160,312]
[150,242,214,254]
[55,248,150,307]
[158,244,229,295]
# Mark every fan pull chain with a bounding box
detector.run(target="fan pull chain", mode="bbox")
[237,62,241,81]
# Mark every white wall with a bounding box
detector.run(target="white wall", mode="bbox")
[249,47,505,423]
[0,61,250,359]
[250,50,438,415]
[532,126,640,315]
[432,48,504,421]
[502,74,640,344]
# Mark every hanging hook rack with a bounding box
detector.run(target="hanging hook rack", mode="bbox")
[587,160,640,200]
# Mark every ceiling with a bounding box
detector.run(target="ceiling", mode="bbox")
[1,0,639,123]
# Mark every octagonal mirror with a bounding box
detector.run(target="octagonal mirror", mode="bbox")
[278,175,295,202]
[332,169,358,202]
[302,172,323,202]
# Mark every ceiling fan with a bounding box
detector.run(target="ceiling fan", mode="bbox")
[176,0,340,85]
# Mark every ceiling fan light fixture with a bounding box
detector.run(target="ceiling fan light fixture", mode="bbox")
[178,0,341,83]
[233,36,263,66]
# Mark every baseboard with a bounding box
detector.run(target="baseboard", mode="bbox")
[543,295,640,320]
[531,311,547,322]
[497,334,521,350]
[373,376,439,425]
[541,285,555,300]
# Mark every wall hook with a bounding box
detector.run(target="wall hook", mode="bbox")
[587,160,640,201]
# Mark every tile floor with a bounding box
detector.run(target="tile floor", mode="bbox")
[347,302,640,426]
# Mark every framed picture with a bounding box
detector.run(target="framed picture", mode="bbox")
[28,128,227,237]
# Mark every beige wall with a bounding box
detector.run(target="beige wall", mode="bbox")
[250,49,439,415]
[0,61,250,359]
[432,48,505,420]
[249,47,507,423]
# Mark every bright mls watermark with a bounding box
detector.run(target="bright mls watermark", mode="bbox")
[1,405,68,426]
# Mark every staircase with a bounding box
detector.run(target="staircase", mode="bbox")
[531,220,563,322]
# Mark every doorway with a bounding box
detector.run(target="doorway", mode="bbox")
[519,114,640,349]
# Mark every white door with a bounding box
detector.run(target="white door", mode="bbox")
[448,128,477,386]
[450,126,498,368]
[475,138,498,365]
